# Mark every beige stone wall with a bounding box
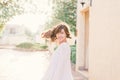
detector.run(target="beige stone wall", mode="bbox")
[76,0,85,71]
[89,0,120,80]
[76,0,120,80]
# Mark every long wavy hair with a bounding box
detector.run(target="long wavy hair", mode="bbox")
[41,23,71,42]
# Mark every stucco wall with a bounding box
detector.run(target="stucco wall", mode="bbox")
[89,0,120,80]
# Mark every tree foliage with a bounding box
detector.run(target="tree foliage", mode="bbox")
[0,0,24,32]
[53,0,77,35]
[44,17,62,30]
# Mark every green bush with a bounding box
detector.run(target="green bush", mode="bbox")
[40,45,48,49]
[16,42,48,50]
[70,45,76,64]
[16,42,33,49]
[33,43,48,49]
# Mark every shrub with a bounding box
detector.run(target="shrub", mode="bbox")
[16,42,33,49]
[33,43,48,50]
[16,42,48,51]
[70,45,76,64]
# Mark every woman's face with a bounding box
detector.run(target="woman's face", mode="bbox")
[56,29,67,44]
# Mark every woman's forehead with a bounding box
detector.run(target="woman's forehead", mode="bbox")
[58,29,65,32]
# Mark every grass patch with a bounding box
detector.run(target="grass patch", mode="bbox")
[16,42,48,51]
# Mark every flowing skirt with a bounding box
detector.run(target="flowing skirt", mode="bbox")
[41,43,73,80]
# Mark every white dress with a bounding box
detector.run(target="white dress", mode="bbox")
[42,42,73,80]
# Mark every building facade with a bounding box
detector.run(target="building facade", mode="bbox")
[0,24,32,45]
[76,0,120,80]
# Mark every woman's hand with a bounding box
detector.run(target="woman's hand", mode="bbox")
[41,30,52,38]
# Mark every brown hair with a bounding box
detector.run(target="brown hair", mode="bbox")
[41,23,71,42]
[51,24,71,41]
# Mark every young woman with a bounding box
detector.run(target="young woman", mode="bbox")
[41,23,73,80]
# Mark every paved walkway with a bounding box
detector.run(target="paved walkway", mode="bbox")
[0,48,86,80]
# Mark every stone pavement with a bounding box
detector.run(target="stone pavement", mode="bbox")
[72,66,88,80]
[0,48,87,80]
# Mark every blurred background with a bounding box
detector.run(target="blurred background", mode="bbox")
[1,0,120,80]
[0,0,77,65]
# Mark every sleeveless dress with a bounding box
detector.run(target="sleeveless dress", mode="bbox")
[42,42,73,80]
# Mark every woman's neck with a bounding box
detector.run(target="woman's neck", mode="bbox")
[57,40,67,45]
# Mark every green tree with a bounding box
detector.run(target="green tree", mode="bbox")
[0,0,24,32]
[44,17,62,30]
[53,0,77,35]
